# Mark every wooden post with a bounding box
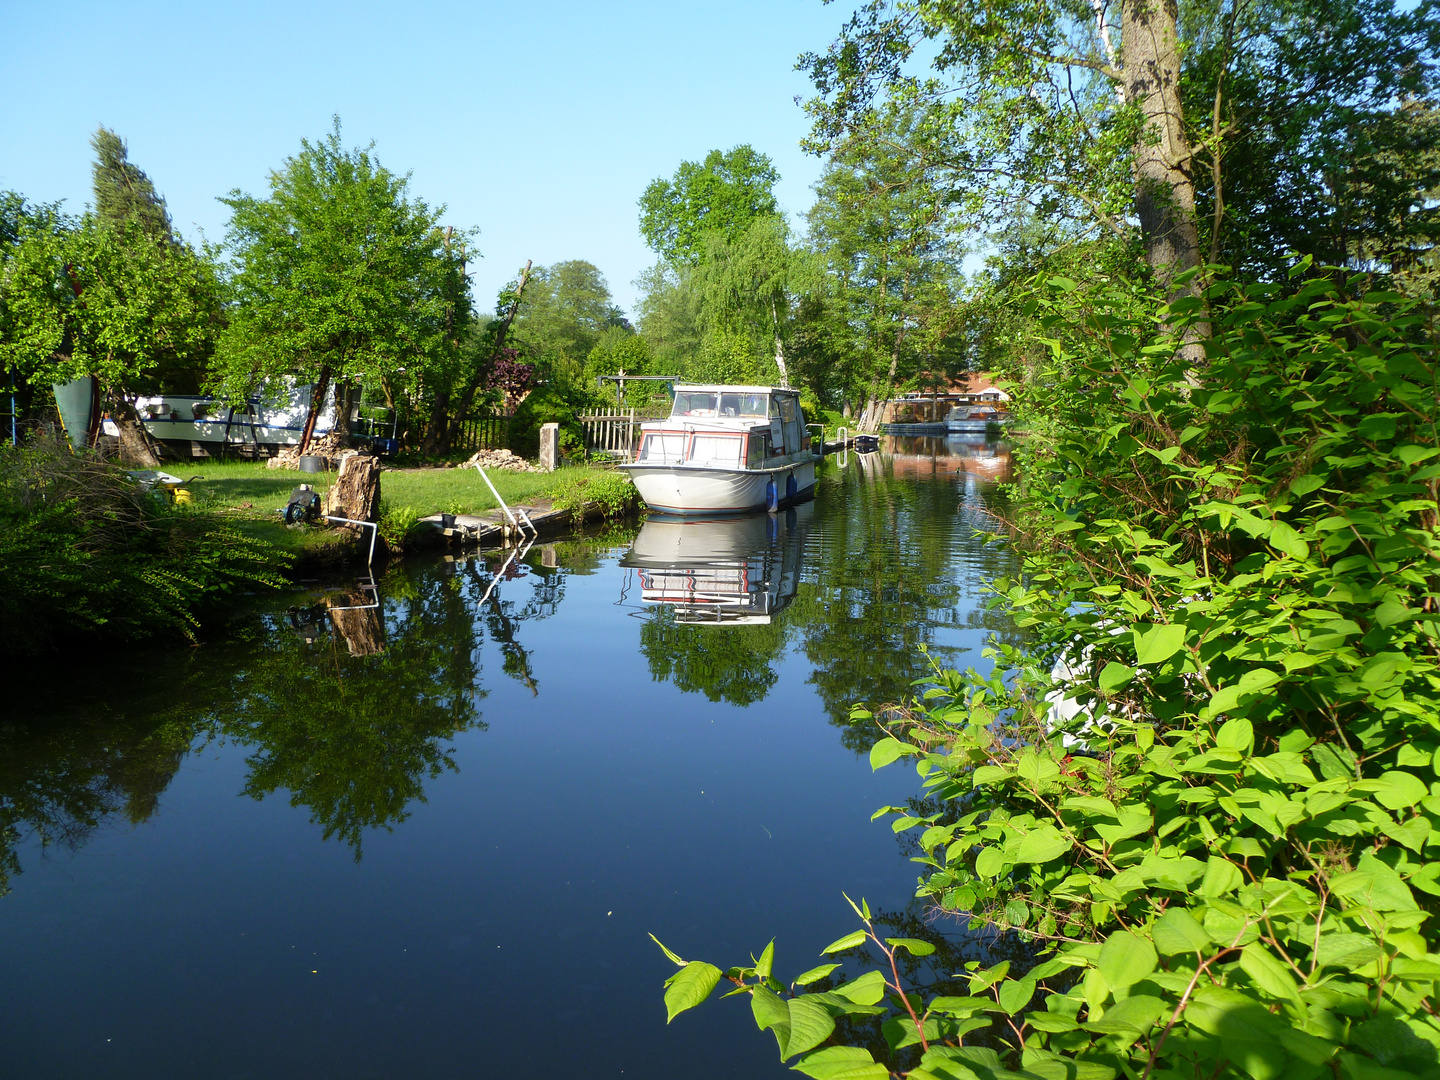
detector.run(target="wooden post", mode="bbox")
[328,453,382,526]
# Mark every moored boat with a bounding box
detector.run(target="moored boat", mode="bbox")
[944,404,1010,434]
[617,385,821,515]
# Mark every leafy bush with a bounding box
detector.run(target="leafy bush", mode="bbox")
[545,469,637,524]
[659,271,1440,1080]
[508,383,587,459]
[0,434,289,653]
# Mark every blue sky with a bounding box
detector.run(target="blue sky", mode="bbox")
[2,0,846,316]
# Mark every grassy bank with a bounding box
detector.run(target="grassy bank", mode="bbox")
[183,459,628,561]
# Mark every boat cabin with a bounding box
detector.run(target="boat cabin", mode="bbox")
[634,385,810,470]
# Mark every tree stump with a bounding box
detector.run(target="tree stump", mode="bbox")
[327,453,381,526]
[327,591,385,655]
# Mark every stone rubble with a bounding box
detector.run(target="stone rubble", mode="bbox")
[462,448,540,472]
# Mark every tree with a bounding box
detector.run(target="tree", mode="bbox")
[801,0,1439,306]
[806,106,968,430]
[90,127,174,242]
[215,119,468,453]
[0,210,223,464]
[508,259,623,383]
[638,146,781,266]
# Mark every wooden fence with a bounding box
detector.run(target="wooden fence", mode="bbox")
[425,412,510,454]
[578,408,668,458]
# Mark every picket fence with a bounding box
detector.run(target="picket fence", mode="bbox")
[578,408,668,458]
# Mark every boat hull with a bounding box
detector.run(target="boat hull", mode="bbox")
[619,461,816,515]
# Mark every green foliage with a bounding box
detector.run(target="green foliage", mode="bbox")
[0,207,223,396]
[662,272,1440,1078]
[509,260,625,385]
[377,500,423,551]
[544,469,636,524]
[0,436,289,654]
[639,146,780,266]
[90,126,174,241]
[214,118,469,407]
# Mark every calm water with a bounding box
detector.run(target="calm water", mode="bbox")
[1,437,1018,1080]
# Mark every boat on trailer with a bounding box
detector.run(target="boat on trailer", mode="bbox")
[617,385,821,516]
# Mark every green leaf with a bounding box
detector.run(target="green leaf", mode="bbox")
[794,963,841,987]
[830,970,887,1006]
[1268,521,1309,559]
[1357,414,1397,441]
[886,937,937,956]
[752,983,791,1032]
[997,975,1037,1014]
[1239,943,1303,1008]
[755,940,775,980]
[1098,662,1135,691]
[1314,933,1383,971]
[975,845,1008,878]
[790,1046,889,1080]
[786,997,838,1058]
[1015,824,1073,864]
[1215,717,1255,753]
[664,961,723,1022]
[1134,623,1186,666]
[1367,770,1430,811]
[1152,909,1213,955]
[870,738,911,770]
[821,930,868,954]
[1288,473,1325,496]
[1098,931,1157,989]
[1086,993,1166,1034]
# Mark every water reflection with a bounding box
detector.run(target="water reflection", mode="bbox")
[622,504,809,625]
[0,440,1018,881]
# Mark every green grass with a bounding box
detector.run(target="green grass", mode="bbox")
[180,458,622,560]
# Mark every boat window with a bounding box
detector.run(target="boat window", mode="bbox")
[768,397,781,418]
[689,434,742,467]
[739,394,768,417]
[746,431,767,467]
[779,397,797,423]
[638,433,686,463]
[672,392,719,417]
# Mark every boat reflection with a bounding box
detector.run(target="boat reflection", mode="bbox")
[620,504,811,625]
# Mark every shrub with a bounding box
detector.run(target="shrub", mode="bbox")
[0,434,289,654]
[545,469,637,524]
[657,270,1440,1080]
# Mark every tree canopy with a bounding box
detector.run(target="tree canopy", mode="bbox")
[638,145,781,265]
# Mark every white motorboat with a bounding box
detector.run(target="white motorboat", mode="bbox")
[617,385,821,515]
[944,405,1010,434]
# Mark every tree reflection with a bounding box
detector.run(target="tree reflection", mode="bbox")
[640,608,788,705]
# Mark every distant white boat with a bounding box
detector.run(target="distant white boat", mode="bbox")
[945,405,1010,434]
[617,385,821,515]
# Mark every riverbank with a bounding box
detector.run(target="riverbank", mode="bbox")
[185,459,638,571]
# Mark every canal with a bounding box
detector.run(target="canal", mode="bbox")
[1,436,1020,1080]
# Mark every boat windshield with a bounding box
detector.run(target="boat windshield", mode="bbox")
[672,391,770,419]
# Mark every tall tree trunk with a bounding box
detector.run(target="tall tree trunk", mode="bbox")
[447,260,532,447]
[106,384,162,467]
[297,365,332,456]
[1122,0,1210,360]
[332,378,355,440]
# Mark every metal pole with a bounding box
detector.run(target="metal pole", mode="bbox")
[324,516,379,566]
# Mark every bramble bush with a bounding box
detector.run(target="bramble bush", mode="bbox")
[654,268,1440,1080]
[0,434,289,653]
